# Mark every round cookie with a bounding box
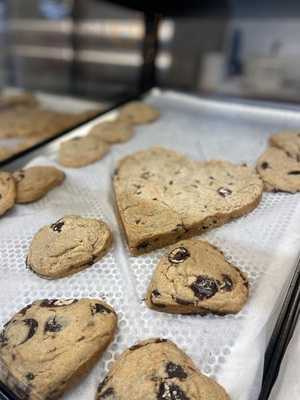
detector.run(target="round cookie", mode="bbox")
[146,239,249,315]
[58,136,110,168]
[88,119,134,143]
[96,338,229,400]
[256,147,300,193]
[118,101,160,125]
[0,171,16,216]
[269,130,300,161]
[0,298,117,400]
[27,215,113,279]
[13,166,65,204]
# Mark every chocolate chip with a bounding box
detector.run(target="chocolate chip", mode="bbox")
[169,180,173,185]
[40,299,78,307]
[25,372,35,381]
[0,331,8,347]
[153,302,166,308]
[98,387,115,399]
[137,241,149,250]
[288,170,300,175]
[20,319,38,344]
[14,171,25,182]
[166,362,187,380]
[217,187,232,197]
[129,339,167,351]
[77,336,85,342]
[129,343,143,351]
[152,289,161,297]
[261,162,269,170]
[209,176,214,180]
[135,219,141,224]
[155,338,167,343]
[44,317,63,333]
[50,219,64,232]
[18,305,32,316]
[168,247,190,264]
[140,171,150,179]
[219,274,233,292]
[113,168,119,178]
[91,303,112,316]
[175,298,193,306]
[157,382,189,400]
[97,377,110,393]
[190,276,218,300]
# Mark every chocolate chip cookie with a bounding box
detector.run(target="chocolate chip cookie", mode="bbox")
[269,130,300,161]
[88,119,134,143]
[113,147,263,255]
[27,215,113,279]
[256,147,300,193]
[13,166,65,204]
[58,135,110,168]
[0,298,117,400]
[119,101,160,125]
[146,239,249,315]
[96,338,229,400]
[0,172,16,216]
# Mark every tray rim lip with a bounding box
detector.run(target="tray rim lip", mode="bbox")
[1,87,300,400]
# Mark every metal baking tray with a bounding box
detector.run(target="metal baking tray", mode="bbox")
[0,89,124,168]
[1,89,300,400]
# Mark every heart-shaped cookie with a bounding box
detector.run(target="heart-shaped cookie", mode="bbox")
[146,239,249,315]
[113,147,263,255]
[96,338,230,400]
[0,299,117,400]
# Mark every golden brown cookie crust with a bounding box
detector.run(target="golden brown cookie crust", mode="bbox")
[113,147,263,255]
[27,215,113,279]
[13,166,65,204]
[118,101,160,125]
[0,299,117,400]
[58,136,110,168]
[256,147,300,193]
[96,338,229,400]
[88,119,134,143]
[0,172,16,216]
[146,239,249,315]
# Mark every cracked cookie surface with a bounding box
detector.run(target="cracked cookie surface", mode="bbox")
[13,166,65,203]
[256,147,300,193]
[27,215,113,279]
[118,101,160,125]
[0,172,16,216]
[146,239,249,315]
[0,299,117,400]
[269,130,300,161]
[58,136,110,168]
[88,119,134,143]
[96,338,229,400]
[113,147,263,255]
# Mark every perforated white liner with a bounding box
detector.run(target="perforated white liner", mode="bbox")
[1,90,300,400]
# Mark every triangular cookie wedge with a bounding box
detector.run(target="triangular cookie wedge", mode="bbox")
[146,239,249,315]
[96,338,229,400]
[113,147,263,255]
[0,299,117,400]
